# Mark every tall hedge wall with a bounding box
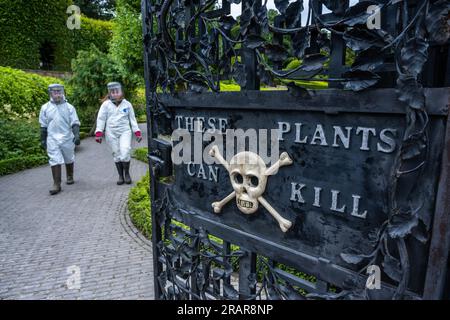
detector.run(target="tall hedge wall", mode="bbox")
[70,16,113,54]
[0,0,113,71]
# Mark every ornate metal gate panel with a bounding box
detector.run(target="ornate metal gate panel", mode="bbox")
[142,0,450,299]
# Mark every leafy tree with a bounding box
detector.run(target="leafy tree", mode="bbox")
[68,45,140,131]
[73,0,116,20]
[118,0,141,12]
[109,0,144,82]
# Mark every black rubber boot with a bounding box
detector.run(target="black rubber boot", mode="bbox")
[66,163,74,185]
[115,162,125,185]
[49,165,62,195]
[122,161,132,184]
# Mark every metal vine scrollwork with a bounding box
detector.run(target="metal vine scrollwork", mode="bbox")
[155,189,311,300]
[143,0,450,300]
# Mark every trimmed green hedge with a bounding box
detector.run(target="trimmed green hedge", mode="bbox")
[131,147,148,163]
[0,119,43,159]
[70,16,113,54]
[69,45,139,109]
[128,171,152,238]
[128,148,151,236]
[0,117,90,176]
[0,67,69,120]
[0,118,48,176]
[0,1,113,71]
[0,155,48,176]
[0,0,71,70]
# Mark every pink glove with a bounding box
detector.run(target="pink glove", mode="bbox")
[135,131,142,143]
[95,131,103,144]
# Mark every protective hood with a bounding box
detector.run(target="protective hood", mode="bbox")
[48,84,66,105]
[107,82,124,104]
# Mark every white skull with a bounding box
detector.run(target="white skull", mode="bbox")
[228,151,268,214]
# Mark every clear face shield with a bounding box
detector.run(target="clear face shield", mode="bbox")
[48,84,66,105]
[107,82,123,104]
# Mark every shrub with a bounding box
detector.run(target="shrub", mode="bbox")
[0,119,44,159]
[0,67,68,120]
[130,87,146,121]
[128,171,152,238]
[69,45,117,109]
[109,0,144,82]
[132,147,148,163]
[128,148,151,237]
[136,113,147,123]
[0,118,49,176]
[0,155,48,176]
[285,59,301,70]
[68,45,140,130]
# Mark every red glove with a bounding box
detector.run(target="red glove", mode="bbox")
[95,131,103,144]
[135,131,142,143]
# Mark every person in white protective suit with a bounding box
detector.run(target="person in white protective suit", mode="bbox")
[95,82,142,185]
[39,84,81,195]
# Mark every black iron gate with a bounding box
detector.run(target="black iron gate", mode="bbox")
[142,0,450,299]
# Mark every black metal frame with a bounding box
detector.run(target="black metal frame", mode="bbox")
[142,0,450,299]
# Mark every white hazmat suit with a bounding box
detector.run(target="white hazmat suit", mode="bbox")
[95,99,140,162]
[39,101,80,166]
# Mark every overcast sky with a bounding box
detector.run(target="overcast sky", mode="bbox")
[229,0,359,23]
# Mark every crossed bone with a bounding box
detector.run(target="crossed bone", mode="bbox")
[209,146,294,232]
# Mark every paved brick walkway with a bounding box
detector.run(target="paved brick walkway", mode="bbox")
[0,125,154,300]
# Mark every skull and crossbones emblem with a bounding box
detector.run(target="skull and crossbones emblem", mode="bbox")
[209,145,294,232]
